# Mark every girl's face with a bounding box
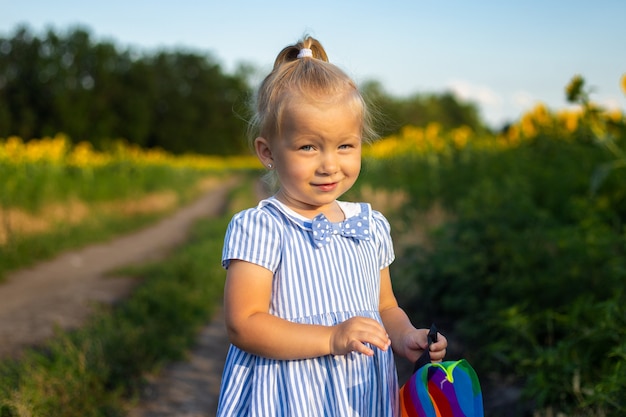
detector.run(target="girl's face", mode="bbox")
[255,94,362,218]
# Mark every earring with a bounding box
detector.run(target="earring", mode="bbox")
[267,163,273,169]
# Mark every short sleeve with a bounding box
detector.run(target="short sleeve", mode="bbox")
[371,210,395,269]
[221,208,282,272]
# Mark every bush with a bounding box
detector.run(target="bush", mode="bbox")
[361,108,626,415]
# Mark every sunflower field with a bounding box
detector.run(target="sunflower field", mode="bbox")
[357,75,626,416]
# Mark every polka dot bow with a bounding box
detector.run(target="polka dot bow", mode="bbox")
[309,213,371,248]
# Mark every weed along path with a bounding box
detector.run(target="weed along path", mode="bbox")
[0,179,237,417]
[128,308,230,417]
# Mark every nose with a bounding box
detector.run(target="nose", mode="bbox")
[318,151,338,175]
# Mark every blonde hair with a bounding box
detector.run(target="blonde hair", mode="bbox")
[248,36,377,145]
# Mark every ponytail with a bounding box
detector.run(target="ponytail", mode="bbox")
[249,35,377,146]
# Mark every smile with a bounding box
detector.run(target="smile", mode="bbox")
[314,182,338,192]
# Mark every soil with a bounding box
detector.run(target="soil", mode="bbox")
[0,179,237,417]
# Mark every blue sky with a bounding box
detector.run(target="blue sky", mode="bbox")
[2,0,625,128]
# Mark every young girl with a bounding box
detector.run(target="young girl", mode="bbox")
[218,36,447,416]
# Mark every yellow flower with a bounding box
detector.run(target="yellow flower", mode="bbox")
[2,136,25,163]
[605,109,624,124]
[531,103,551,127]
[67,141,110,168]
[557,109,580,133]
[451,126,472,149]
[520,113,537,138]
[621,73,626,96]
[425,123,441,142]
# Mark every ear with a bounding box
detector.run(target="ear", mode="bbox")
[254,137,273,167]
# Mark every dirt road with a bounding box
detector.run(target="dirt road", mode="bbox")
[0,180,236,416]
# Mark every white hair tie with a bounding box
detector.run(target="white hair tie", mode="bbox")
[297,48,313,59]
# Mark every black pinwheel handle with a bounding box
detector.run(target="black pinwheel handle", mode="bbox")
[413,323,438,372]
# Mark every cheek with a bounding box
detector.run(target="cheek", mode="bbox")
[348,155,362,175]
[279,158,311,180]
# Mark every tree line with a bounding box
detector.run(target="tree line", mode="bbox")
[0,25,485,155]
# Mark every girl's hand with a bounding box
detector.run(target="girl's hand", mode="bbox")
[329,316,392,357]
[402,328,448,363]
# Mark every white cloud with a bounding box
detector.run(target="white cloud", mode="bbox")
[511,91,535,110]
[598,96,625,112]
[447,79,509,127]
[447,79,502,107]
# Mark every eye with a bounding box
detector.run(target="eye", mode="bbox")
[300,144,315,151]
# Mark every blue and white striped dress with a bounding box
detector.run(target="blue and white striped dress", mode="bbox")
[217,197,399,416]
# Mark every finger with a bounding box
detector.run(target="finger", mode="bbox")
[429,339,447,361]
[351,328,390,354]
[349,340,374,356]
[366,333,391,352]
[429,349,446,361]
[350,318,390,347]
[431,334,447,351]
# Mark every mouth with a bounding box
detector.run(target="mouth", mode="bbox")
[314,182,338,192]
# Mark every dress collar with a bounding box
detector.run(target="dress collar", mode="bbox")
[258,197,372,246]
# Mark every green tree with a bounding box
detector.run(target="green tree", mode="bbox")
[361,80,486,137]
[0,26,252,155]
